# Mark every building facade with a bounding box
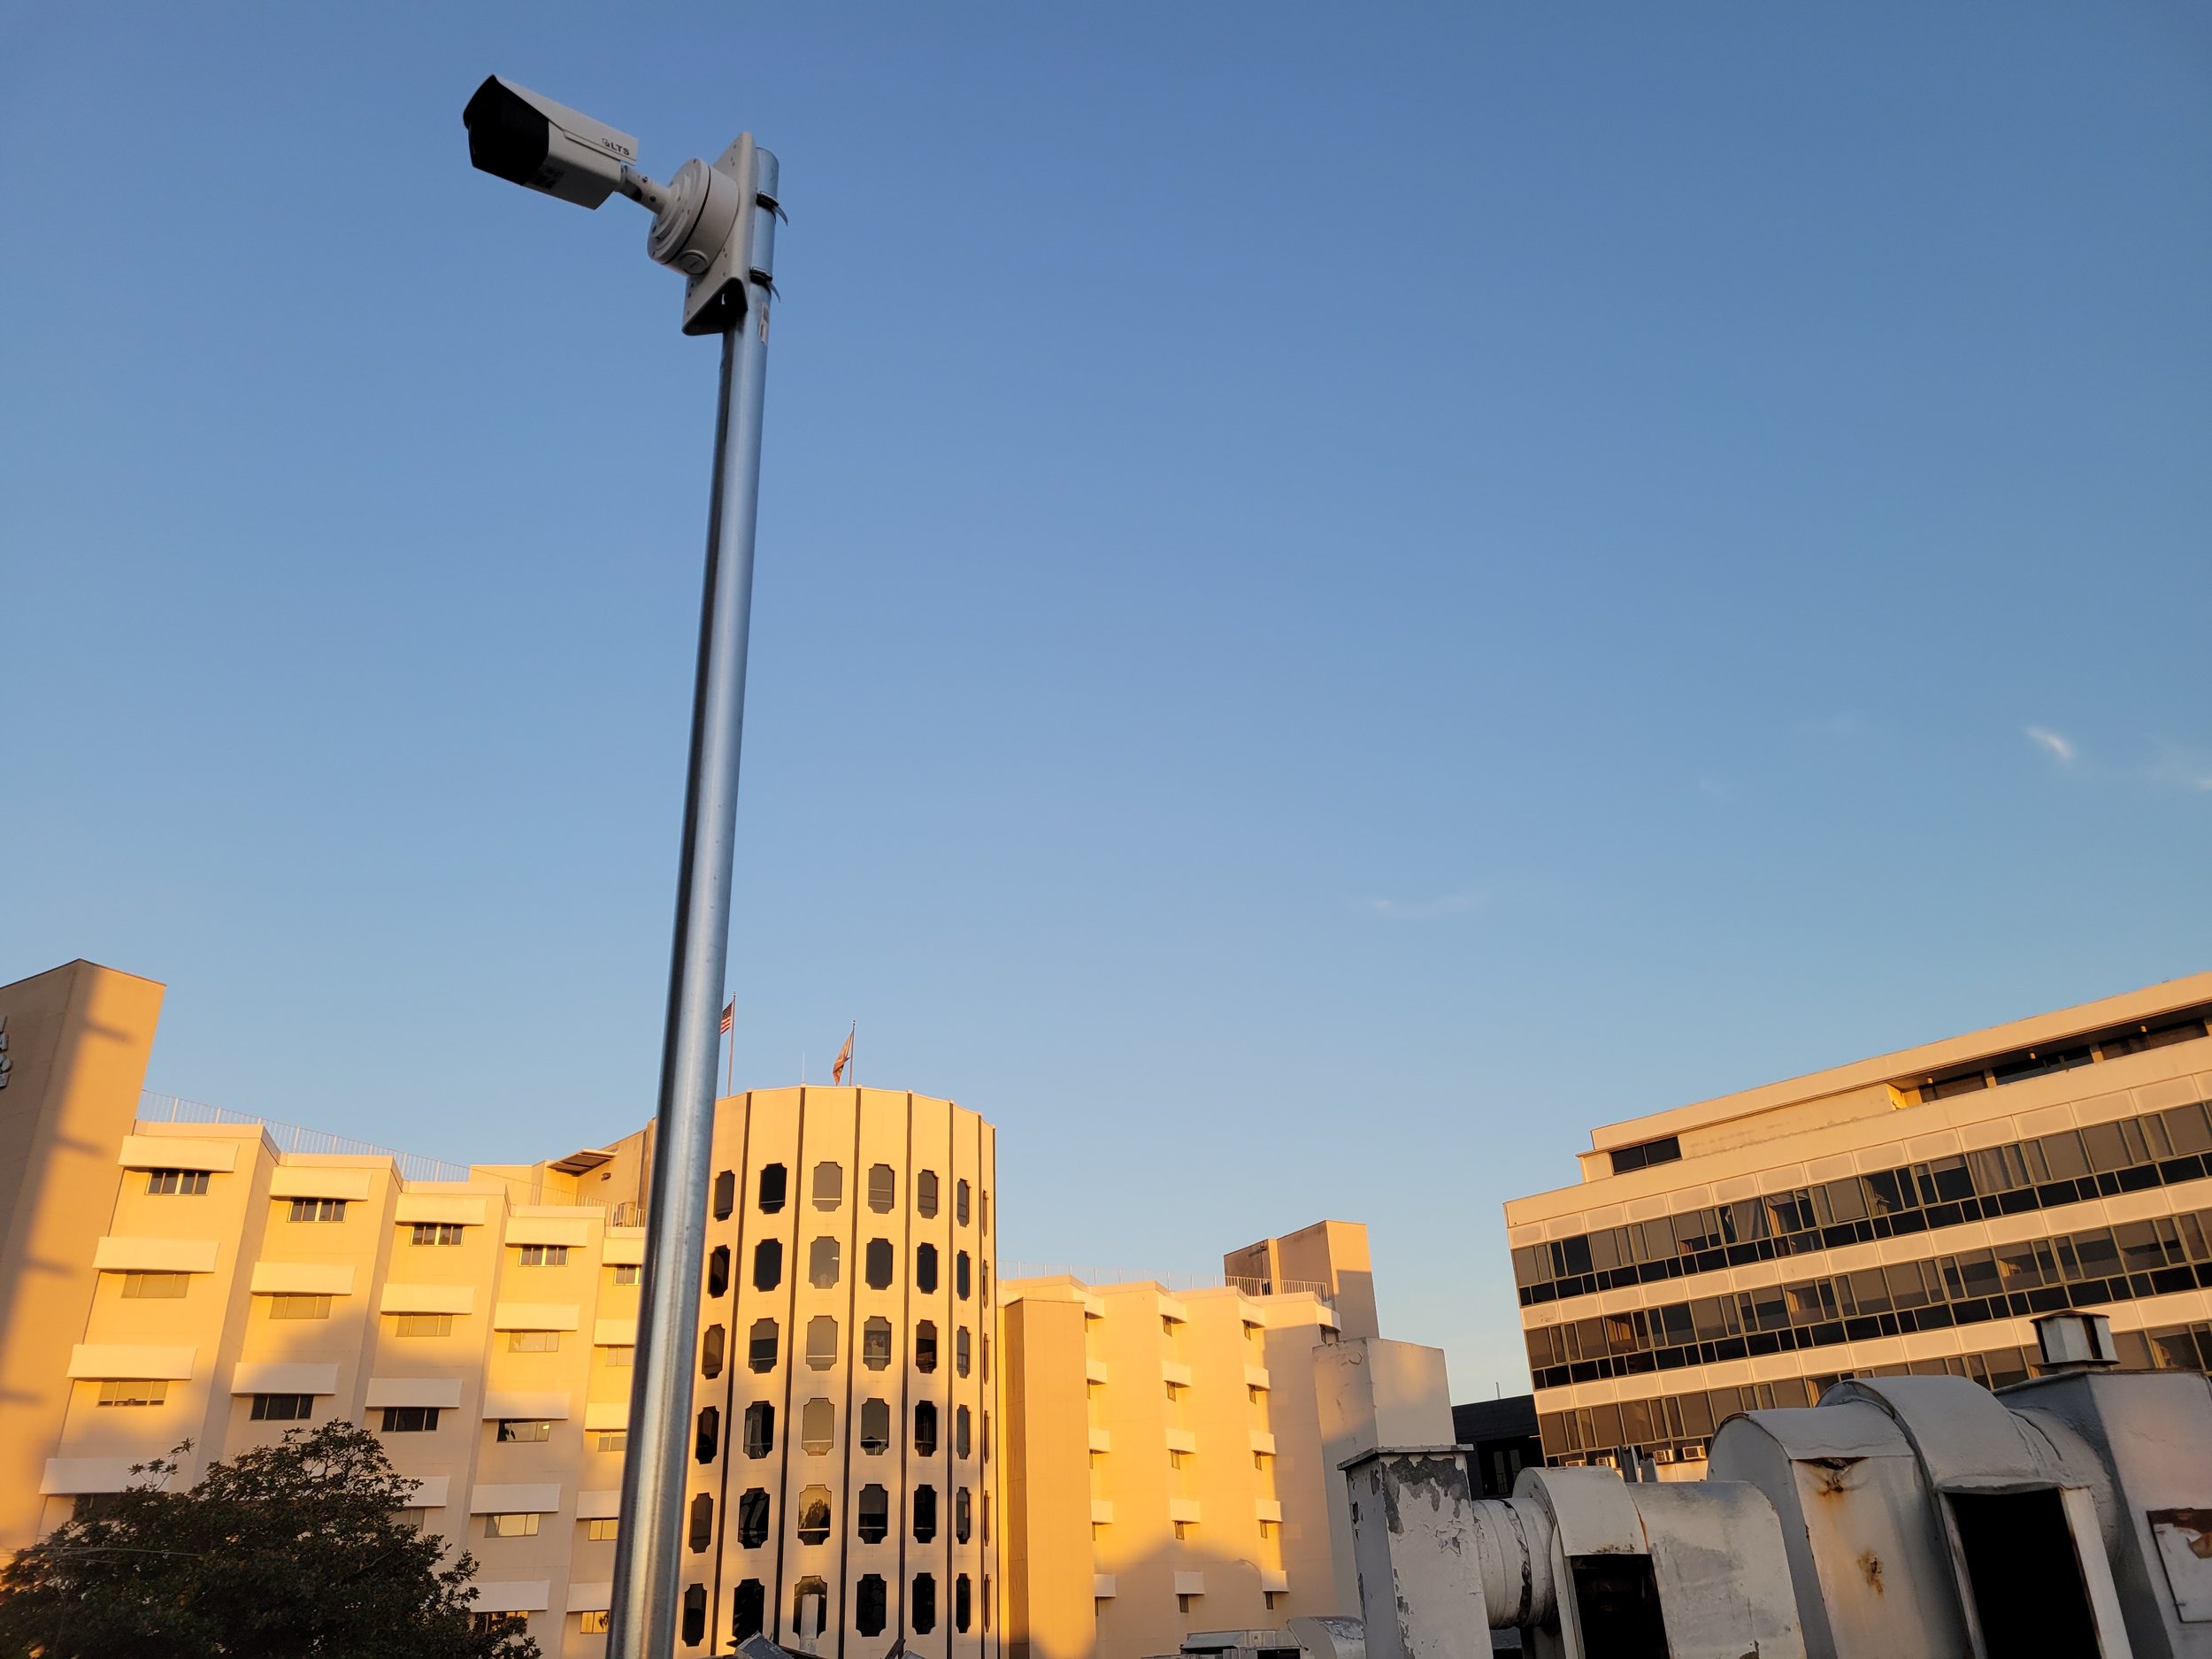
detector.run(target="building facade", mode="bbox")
[0,959,999,1659]
[1506,972,2212,1474]
[1001,1223,1455,1659]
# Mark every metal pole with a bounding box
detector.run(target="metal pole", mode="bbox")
[607,145,780,1659]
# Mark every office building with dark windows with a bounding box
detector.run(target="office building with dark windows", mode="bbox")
[1505,973,2212,1476]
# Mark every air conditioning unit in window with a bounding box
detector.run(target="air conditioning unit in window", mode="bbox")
[1681,1443,1707,1462]
[1652,1447,1675,1463]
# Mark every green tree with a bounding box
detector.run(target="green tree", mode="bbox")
[0,1419,540,1658]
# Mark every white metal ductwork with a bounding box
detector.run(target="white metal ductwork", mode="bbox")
[1349,1355,2212,1659]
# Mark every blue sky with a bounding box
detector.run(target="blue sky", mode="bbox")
[4,4,2208,1395]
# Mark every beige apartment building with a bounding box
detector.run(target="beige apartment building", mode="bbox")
[1506,972,2212,1474]
[1,958,1440,1659]
[0,959,998,1659]
[1002,1222,1455,1659]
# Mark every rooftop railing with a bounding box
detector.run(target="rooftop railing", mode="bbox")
[1001,1259,1332,1299]
[135,1092,645,1223]
[139,1092,474,1184]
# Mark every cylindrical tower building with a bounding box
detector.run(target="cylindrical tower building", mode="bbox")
[680,1087,998,1659]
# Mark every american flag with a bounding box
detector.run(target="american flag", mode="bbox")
[719,998,735,1034]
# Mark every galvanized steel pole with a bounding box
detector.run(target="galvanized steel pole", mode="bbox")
[607,146,780,1659]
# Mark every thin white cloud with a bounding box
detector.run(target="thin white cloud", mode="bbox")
[2147,741,2212,794]
[1364,891,1485,922]
[2025,726,2077,764]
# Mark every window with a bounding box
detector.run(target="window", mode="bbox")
[797,1486,832,1545]
[982,1262,990,1304]
[396,1313,451,1337]
[915,1401,939,1456]
[956,1573,973,1634]
[604,1345,634,1368]
[1174,1520,1194,1540]
[487,1512,540,1538]
[806,1315,838,1370]
[380,1406,439,1432]
[869,1164,897,1212]
[956,1405,972,1459]
[856,1571,888,1637]
[612,1263,640,1285]
[812,1161,844,1211]
[120,1272,188,1299]
[803,1397,834,1455]
[695,1406,719,1463]
[579,1609,610,1633]
[688,1492,714,1552]
[956,1179,972,1226]
[507,1330,560,1352]
[146,1170,209,1195]
[860,1397,890,1453]
[708,1246,730,1297]
[983,1333,992,1380]
[955,1486,972,1544]
[97,1379,167,1407]
[810,1236,841,1288]
[713,1169,736,1219]
[518,1244,568,1266]
[913,1484,938,1543]
[956,1251,972,1301]
[917,1170,940,1218]
[738,1487,771,1548]
[792,1578,829,1639]
[753,1240,782,1292]
[473,1613,527,1637]
[915,1320,938,1373]
[267,1294,331,1320]
[743,1401,775,1458]
[981,1189,989,1232]
[588,1517,619,1540]
[863,1316,893,1371]
[956,1326,972,1378]
[682,1584,707,1647]
[598,1431,627,1451]
[497,1419,552,1443]
[857,1482,890,1543]
[749,1318,779,1371]
[1609,1135,1682,1175]
[288,1198,346,1223]
[246,1390,313,1420]
[732,1579,765,1640]
[865,1237,894,1290]
[411,1223,464,1246]
[702,1324,726,1378]
[916,1243,940,1294]
[758,1163,787,1213]
[912,1573,937,1635]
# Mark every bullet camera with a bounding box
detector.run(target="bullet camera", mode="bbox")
[464,76,779,337]
[463,77,638,209]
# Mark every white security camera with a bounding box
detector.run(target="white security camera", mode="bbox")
[463,77,640,209]
[464,76,779,337]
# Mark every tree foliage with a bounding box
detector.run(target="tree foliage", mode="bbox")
[0,1420,540,1658]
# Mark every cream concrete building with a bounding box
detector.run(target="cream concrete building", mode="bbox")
[1001,1223,1454,1659]
[1507,972,2212,1475]
[0,959,999,1659]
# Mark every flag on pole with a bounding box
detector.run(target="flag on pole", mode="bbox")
[719,999,735,1034]
[832,1024,854,1085]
